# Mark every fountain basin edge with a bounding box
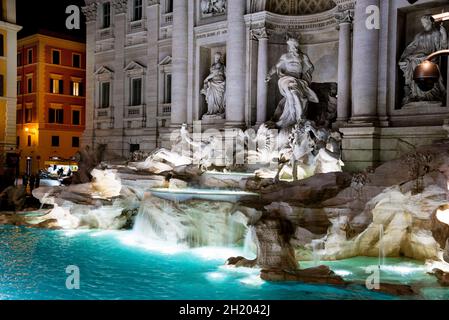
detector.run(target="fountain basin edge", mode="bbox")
[149,188,260,202]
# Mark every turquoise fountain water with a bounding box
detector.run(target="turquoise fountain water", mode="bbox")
[1,225,447,300]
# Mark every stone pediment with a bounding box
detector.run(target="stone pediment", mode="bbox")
[159,56,172,66]
[124,60,146,72]
[94,66,114,76]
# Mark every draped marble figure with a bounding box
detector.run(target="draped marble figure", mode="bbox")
[399,15,448,105]
[201,0,226,15]
[266,38,319,128]
[201,52,226,118]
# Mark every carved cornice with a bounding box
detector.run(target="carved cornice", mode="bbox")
[333,0,355,12]
[113,0,128,14]
[245,9,338,34]
[82,3,98,22]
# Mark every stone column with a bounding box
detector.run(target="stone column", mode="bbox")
[335,9,353,124]
[112,0,127,157]
[254,28,269,126]
[81,3,98,148]
[3,24,21,153]
[351,0,379,123]
[226,0,246,127]
[446,61,449,109]
[171,0,188,126]
[145,2,160,150]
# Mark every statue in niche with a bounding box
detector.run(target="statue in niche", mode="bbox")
[201,0,226,15]
[201,52,226,119]
[399,15,448,105]
[266,38,319,128]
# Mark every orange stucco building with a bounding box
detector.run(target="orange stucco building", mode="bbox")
[17,33,86,175]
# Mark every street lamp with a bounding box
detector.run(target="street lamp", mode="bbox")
[414,49,449,92]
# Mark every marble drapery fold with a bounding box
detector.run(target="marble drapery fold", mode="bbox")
[201,52,226,118]
[267,38,318,128]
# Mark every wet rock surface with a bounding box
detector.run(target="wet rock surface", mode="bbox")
[372,283,417,297]
[245,172,352,206]
[260,266,347,285]
[0,186,27,211]
[226,256,257,268]
[0,212,61,230]
[444,240,449,263]
[433,269,449,287]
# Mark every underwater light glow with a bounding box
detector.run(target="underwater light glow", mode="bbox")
[119,232,187,255]
[206,272,227,282]
[191,247,245,261]
[370,265,424,275]
[239,275,265,287]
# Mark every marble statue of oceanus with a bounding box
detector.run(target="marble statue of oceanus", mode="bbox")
[266,37,319,128]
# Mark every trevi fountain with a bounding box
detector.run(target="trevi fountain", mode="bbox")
[3,0,449,301]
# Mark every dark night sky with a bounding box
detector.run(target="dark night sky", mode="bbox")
[17,0,86,41]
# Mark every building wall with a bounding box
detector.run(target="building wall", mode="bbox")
[17,34,86,174]
[0,0,20,175]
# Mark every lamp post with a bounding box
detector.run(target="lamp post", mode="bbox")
[414,49,449,91]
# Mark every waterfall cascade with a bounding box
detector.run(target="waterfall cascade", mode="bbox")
[311,239,324,266]
[243,226,257,258]
[132,195,248,249]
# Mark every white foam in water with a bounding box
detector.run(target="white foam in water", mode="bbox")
[119,232,187,255]
[218,265,261,275]
[239,275,265,287]
[379,265,424,275]
[334,270,352,277]
[191,247,244,261]
[90,230,121,238]
[62,230,92,237]
[206,272,228,282]
[362,264,423,275]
